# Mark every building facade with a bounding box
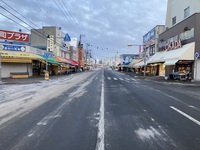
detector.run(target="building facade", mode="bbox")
[165,0,200,29]
[146,15,200,81]
[134,25,165,76]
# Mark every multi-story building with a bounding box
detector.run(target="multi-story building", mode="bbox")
[148,0,200,80]
[165,0,200,29]
[31,26,70,57]
[134,25,165,75]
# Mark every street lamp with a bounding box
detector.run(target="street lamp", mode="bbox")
[127,44,147,76]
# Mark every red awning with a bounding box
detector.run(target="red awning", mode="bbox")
[65,58,77,66]
[54,56,78,66]
[54,56,70,64]
[72,60,79,65]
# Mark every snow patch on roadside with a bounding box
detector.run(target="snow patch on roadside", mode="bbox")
[0,72,93,126]
[135,126,161,140]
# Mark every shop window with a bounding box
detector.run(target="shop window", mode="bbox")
[184,6,190,18]
[158,40,166,51]
[172,16,176,25]
[149,46,155,56]
[180,28,194,40]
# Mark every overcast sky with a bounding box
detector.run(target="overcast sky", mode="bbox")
[0,0,167,60]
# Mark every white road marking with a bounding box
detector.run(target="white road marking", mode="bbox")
[107,77,111,80]
[131,78,137,81]
[188,105,195,108]
[113,78,118,80]
[119,78,124,80]
[170,106,200,126]
[125,78,130,80]
[96,73,105,150]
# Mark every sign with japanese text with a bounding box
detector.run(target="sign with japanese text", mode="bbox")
[0,29,30,43]
[143,27,156,44]
[0,44,26,52]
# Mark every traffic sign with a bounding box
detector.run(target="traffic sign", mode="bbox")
[195,52,199,59]
[43,52,52,59]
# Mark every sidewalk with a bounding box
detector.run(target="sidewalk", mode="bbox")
[123,71,200,86]
[0,75,67,85]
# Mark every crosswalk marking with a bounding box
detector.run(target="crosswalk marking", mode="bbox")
[106,76,138,82]
[131,78,137,81]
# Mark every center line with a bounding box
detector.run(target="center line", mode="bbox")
[96,73,105,150]
[170,106,200,126]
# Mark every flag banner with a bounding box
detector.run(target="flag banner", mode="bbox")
[64,33,71,41]
[139,45,142,53]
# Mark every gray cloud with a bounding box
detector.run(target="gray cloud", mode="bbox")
[0,0,167,59]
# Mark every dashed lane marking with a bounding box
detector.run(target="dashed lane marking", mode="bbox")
[170,106,200,126]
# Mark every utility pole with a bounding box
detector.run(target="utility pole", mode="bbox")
[143,45,147,76]
[78,34,85,71]
[85,43,90,68]
[45,35,50,80]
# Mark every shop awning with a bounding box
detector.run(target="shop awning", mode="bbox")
[65,58,77,66]
[148,42,195,65]
[1,58,32,63]
[134,61,145,68]
[122,62,131,67]
[164,59,178,66]
[72,60,79,65]
[163,42,195,60]
[54,56,77,65]
[44,56,61,65]
[0,50,45,63]
[54,56,69,63]
[129,59,142,67]
[147,51,166,64]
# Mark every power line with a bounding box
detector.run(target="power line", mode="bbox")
[1,0,40,29]
[0,12,30,31]
[0,8,65,47]
[0,2,73,47]
[0,5,47,39]
[33,0,60,26]
[61,0,82,32]
[53,0,80,33]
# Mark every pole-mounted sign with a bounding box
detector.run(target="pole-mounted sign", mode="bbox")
[195,52,199,59]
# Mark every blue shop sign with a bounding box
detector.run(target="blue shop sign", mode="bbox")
[2,44,26,52]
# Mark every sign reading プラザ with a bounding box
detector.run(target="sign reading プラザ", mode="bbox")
[0,29,30,43]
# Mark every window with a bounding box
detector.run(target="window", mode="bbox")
[149,46,155,56]
[179,28,194,40]
[184,6,190,18]
[172,16,176,25]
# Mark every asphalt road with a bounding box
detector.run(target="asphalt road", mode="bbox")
[0,68,200,150]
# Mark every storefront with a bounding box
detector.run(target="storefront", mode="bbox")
[0,50,44,78]
[54,56,77,74]
[147,42,195,78]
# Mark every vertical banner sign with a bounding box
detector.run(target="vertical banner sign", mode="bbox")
[0,29,30,43]
[49,35,54,52]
